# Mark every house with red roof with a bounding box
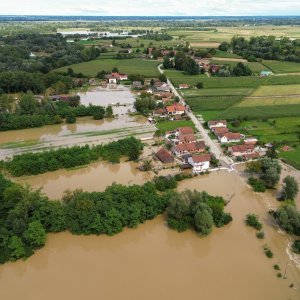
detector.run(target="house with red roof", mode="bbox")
[228,144,255,157]
[106,72,128,84]
[166,103,186,115]
[188,154,211,173]
[212,127,229,136]
[173,141,206,156]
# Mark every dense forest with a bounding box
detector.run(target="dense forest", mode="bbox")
[0,172,232,264]
[1,137,143,176]
[219,36,300,62]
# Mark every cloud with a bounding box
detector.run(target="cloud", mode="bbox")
[0,0,299,16]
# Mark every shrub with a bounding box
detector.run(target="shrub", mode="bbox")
[248,177,266,192]
[292,240,300,254]
[264,246,274,258]
[256,231,265,239]
[245,214,263,230]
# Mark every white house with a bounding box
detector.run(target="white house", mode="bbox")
[218,132,242,144]
[188,154,211,173]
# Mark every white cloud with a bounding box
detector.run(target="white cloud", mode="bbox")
[0,0,299,16]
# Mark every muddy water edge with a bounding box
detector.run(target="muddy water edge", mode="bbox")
[0,168,300,300]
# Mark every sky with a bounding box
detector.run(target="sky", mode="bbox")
[0,0,299,16]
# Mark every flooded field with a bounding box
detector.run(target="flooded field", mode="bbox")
[78,86,135,107]
[1,170,300,300]
[15,160,153,199]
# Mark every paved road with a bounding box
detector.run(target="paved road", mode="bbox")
[158,64,233,167]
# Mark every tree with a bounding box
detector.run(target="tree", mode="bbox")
[281,176,299,201]
[196,82,203,89]
[260,158,281,188]
[8,236,25,261]
[232,63,252,76]
[105,105,113,118]
[158,73,167,83]
[112,67,118,73]
[218,42,230,52]
[23,221,46,248]
[182,57,200,75]
[266,146,278,159]
[18,93,38,115]
[193,207,214,235]
[97,70,107,79]
[66,111,76,123]
[163,57,173,69]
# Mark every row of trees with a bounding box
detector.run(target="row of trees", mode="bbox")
[2,137,143,177]
[0,93,109,131]
[219,36,300,62]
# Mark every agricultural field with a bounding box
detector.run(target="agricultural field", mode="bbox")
[167,25,300,43]
[280,146,300,170]
[166,70,300,88]
[55,58,160,77]
[262,60,300,73]
[236,97,300,107]
[181,87,253,97]
[251,84,300,96]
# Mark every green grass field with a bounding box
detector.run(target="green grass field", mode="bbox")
[262,60,300,73]
[251,84,300,96]
[55,58,160,77]
[280,146,300,170]
[155,119,196,133]
[237,97,300,107]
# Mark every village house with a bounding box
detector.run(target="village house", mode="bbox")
[166,103,186,115]
[153,82,171,92]
[208,120,227,129]
[155,148,174,164]
[179,84,190,89]
[173,141,206,156]
[212,127,229,136]
[106,72,128,84]
[153,108,167,117]
[188,154,211,173]
[228,144,255,157]
[218,132,242,144]
[244,137,258,145]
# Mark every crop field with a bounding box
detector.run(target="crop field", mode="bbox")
[190,42,220,48]
[251,84,300,96]
[237,97,300,107]
[219,104,300,120]
[167,26,300,43]
[262,60,300,73]
[55,58,160,77]
[280,146,300,170]
[166,70,300,88]
[186,95,243,111]
[181,88,253,97]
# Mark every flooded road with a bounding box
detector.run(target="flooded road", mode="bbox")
[1,170,300,300]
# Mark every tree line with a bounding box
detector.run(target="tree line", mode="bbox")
[1,137,143,177]
[0,171,232,264]
[219,36,300,62]
[0,93,109,131]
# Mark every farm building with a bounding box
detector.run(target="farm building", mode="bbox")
[155,148,174,163]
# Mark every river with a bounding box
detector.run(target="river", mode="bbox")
[1,169,300,300]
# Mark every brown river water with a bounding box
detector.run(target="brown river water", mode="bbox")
[1,168,300,300]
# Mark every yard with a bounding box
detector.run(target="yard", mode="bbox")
[155,119,196,133]
[55,58,160,77]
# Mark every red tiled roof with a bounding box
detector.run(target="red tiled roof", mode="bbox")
[179,84,190,88]
[243,153,260,160]
[230,144,254,153]
[174,103,186,111]
[155,148,174,163]
[213,127,229,135]
[175,141,206,153]
[178,127,194,136]
[192,154,211,163]
[179,134,196,143]
[166,106,176,113]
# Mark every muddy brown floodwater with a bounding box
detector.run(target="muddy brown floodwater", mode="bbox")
[1,170,300,300]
